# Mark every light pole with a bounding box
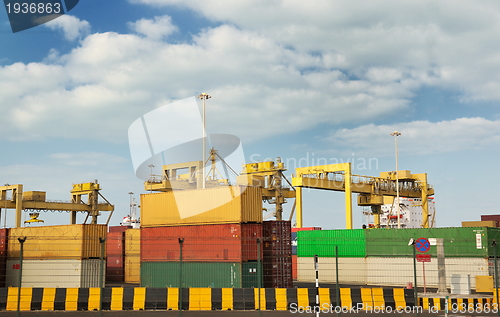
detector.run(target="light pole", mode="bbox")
[197,93,211,189]
[390,131,402,229]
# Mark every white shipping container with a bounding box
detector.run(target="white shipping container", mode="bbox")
[6,259,105,288]
[297,256,489,289]
[366,257,488,289]
[297,257,366,284]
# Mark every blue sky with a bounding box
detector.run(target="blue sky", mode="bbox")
[1,0,500,229]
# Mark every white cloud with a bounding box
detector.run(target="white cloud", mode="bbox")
[128,15,178,40]
[129,0,500,102]
[0,24,421,143]
[324,117,500,157]
[4,2,500,145]
[44,15,90,41]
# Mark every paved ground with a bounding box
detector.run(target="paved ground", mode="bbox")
[1,310,498,317]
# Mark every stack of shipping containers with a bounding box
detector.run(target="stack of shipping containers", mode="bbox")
[291,227,321,280]
[297,229,367,284]
[106,226,130,283]
[296,227,500,289]
[6,224,106,288]
[139,186,266,288]
[262,220,293,288]
[124,228,140,284]
[364,227,499,289]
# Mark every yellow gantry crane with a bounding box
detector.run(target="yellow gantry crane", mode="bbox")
[144,148,233,192]
[0,181,114,227]
[291,163,434,229]
[142,155,434,228]
[238,158,295,221]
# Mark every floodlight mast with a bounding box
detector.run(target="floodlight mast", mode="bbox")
[197,93,211,189]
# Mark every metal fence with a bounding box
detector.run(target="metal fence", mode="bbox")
[1,233,500,295]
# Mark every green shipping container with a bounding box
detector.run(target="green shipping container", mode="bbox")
[140,261,261,288]
[366,227,500,257]
[297,229,366,257]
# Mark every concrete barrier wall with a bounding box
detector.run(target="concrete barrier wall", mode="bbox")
[0,287,492,312]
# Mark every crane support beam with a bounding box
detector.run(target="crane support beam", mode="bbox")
[293,163,354,229]
[296,187,303,228]
[0,182,114,227]
[0,201,114,212]
[292,163,434,229]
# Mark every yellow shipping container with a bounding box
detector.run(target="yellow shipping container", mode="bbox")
[124,254,140,284]
[8,224,107,259]
[462,220,497,227]
[125,228,140,255]
[141,186,262,227]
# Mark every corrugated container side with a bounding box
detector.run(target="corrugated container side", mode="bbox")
[263,255,292,288]
[292,254,297,280]
[106,267,124,282]
[125,229,140,255]
[8,224,106,259]
[262,221,292,288]
[106,232,124,257]
[241,261,262,288]
[462,221,497,228]
[107,256,124,268]
[140,261,261,288]
[486,227,500,257]
[0,229,7,287]
[365,227,500,257]
[482,215,500,222]
[81,259,105,287]
[6,259,104,288]
[124,254,140,284]
[82,224,107,259]
[0,257,5,287]
[0,228,8,254]
[263,220,292,257]
[241,186,263,223]
[141,224,262,262]
[140,186,262,227]
[8,225,82,259]
[297,229,366,257]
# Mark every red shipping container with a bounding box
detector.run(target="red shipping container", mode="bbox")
[292,254,297,280]
[141,224,263,262]
[291,227,321,232]
[263,255,293,288]
[107,256,124,268]
[263,221,292,257]
[106,267,124,282]
[262,221,292,288]
[0,229,8,287]
[106,232,124,257]
[0,228,7,257]
[109,226,131,233]
[481,215,500,225]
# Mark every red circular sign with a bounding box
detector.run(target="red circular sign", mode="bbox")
[415,237,430,253]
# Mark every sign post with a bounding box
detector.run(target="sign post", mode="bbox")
[415,238,431,295]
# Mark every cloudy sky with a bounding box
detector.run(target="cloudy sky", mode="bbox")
[1,0,499,229]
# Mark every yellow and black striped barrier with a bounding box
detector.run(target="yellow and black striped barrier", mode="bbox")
[0,287,493,312]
